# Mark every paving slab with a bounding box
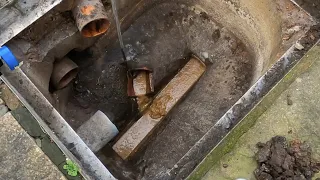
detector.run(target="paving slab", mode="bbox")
[200,44,320,180]
[0,112,66,180]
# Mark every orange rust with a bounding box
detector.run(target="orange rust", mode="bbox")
[81,19,110,37]
[149,95,172,119]
[137,96,152,112]
[80,5,95,15]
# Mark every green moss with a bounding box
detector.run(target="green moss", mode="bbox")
[188,45,320,180]
[63,159,80,177]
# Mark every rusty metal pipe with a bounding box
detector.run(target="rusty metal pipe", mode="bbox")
[127,67,154,97]
[51,57,79,90]
[73,0,110,37]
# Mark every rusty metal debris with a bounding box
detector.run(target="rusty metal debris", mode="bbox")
[127,67,154,97]
[50,57,79,90]
[113,56,206,159]
[73,0,110,37]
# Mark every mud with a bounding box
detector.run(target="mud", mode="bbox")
[255,136,320,180]
[295,0,320,20]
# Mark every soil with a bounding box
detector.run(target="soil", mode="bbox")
[295,0,320,20]
[255,136,320,180]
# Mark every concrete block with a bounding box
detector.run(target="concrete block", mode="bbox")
[77,110,119,153]
[113,56,206,159]
[0,84,20,110]
[0,112,66,179]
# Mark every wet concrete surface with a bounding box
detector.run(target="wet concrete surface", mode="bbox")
[65,2,254,179]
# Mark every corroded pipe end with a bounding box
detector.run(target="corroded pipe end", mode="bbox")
[51,57,79,90]
[127,67,154,97]
[73,0,110,37]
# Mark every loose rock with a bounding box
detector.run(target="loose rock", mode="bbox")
[1,85,20,110]
[0,98,5,105]
[0,105,8,117]
[295,42,305,50]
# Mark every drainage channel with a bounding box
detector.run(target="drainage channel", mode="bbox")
[0,68,116,180]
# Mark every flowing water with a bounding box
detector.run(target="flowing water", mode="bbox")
[110,0,127,61]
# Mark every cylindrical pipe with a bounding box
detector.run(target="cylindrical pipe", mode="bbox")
[73,0,110,37]
[51,57,79,90]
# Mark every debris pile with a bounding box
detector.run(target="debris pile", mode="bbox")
[255,136,320,180]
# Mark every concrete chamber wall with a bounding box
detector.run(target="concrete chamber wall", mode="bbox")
[115,0,284,81]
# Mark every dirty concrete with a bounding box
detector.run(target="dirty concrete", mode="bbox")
[295,0,320,20]
[67,2,254,178]
[201,45,320,180]
[2,0,314,179]
[59,1,315,179]
[0,79,82,179]
[77,110,119,153]
[0,83,21,110]
[67,2,254,130]
[0,113,66,180]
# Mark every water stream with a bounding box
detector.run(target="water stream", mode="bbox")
[110,0,127,61]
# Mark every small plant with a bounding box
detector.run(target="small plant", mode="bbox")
[63,159,79,177]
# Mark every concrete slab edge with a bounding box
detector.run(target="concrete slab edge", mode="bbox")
[0,68,116,180]
[187,42,320,179]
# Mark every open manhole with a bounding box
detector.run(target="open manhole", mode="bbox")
[1,0,317,179]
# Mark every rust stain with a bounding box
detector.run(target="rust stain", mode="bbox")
[137,96,152,112]
[81,5,95,15]
[149,95,172,119]
[113,56,206,159]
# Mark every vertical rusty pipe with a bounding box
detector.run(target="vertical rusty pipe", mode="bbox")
[51,57,79,90]
[73,0,110,37]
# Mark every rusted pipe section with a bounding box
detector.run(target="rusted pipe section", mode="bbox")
[51,57,79,90]
[127,67,154,97]
[73,0,110,37]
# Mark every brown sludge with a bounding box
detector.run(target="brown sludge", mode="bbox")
[255,136,320,180]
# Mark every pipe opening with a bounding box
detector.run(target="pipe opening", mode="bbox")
[50,57,79,91]
[81,18,110,37]
[58,68,79,89]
